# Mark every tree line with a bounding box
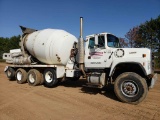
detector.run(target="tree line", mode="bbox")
[120,15,160,68]
[125,16,160,50]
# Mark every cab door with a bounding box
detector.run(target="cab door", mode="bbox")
[85,35,107,68]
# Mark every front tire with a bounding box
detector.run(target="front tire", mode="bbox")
[114,72,148,104]
[43,68,58,88]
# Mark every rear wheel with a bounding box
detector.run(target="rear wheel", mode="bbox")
[27,69,42,86]
[43,68,58,88]
[16,68,27,84]
[114,72,148,104]
[5,67,16,80]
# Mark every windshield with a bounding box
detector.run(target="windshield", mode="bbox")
[107,34,120,48]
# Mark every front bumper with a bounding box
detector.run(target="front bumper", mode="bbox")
[149,73,158,88]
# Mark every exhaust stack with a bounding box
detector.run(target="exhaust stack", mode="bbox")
[78,17,86,77]
[79,17,84,64]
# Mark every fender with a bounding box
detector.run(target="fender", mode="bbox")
[109,58,147,77]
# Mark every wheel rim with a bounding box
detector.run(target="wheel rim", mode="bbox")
[121,80,139,97]
[29,73,35,83]
[45,71,53,83]
[7,70,11,76]
[17,71,22,81]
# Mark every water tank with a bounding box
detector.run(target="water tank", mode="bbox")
[25,29,78,65]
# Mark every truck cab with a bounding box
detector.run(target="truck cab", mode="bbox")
[85,33,119,68]
[84,32,157,104]
[84,32,154,77]
[84,32,155,78]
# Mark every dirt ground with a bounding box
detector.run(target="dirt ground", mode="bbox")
[0,63,160,120]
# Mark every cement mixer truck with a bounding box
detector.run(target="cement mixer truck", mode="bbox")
[3,17,157,104]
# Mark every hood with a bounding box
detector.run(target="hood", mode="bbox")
[111,48,151,60]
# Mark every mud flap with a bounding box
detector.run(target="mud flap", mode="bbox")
[150,73,158,88]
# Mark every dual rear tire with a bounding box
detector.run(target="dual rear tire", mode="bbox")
[5,67,16,80]
[27,69,43,86]
[16,68,27,84]
[15,68,43,86]
[6,67,58,87]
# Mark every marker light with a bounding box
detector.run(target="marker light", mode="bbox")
[143,54,146,58]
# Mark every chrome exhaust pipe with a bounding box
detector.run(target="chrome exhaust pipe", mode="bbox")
[78,17,86,77]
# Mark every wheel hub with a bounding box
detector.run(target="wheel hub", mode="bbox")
[29,74,35,83]
[45,71,53,83]
[121,81,139,97]
[7,70,11,76]
[17,71,22,81]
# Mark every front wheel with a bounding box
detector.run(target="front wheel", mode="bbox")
[43,68,58,88]
[114,72,148,104]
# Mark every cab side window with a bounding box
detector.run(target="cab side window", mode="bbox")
[88,35,105,49]
[88,37,95,49]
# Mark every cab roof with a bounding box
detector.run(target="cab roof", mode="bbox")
[86,32,115,38]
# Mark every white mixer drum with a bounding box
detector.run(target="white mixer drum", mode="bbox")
[25,29,78,65]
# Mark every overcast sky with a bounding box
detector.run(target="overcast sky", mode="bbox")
[0,0,159,38]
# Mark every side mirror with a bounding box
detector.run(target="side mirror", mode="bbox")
[95,35,98,46]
